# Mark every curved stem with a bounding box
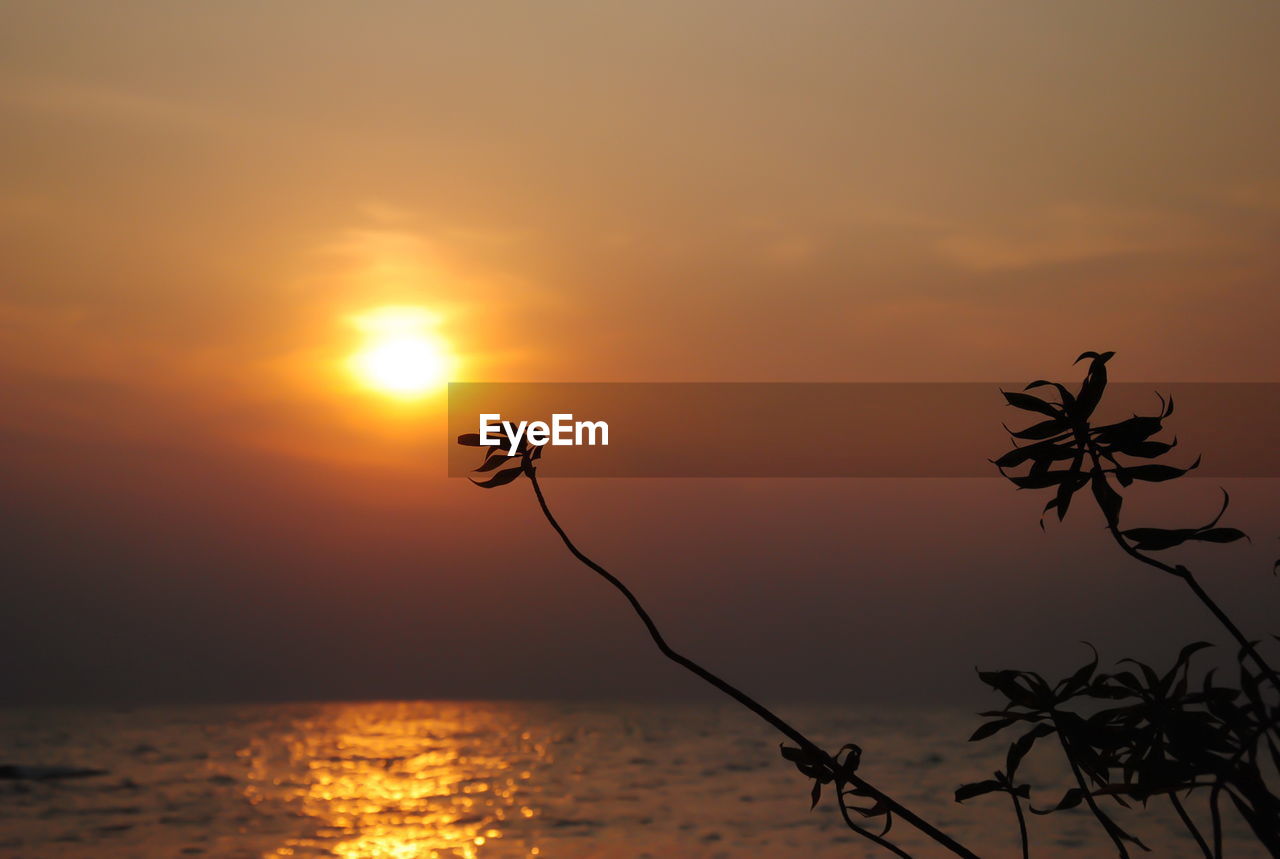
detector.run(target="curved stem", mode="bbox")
[1169,792,1212,859]
[1082,443,1280,696]
[1102,521,1280,694]
[527,469,978,858]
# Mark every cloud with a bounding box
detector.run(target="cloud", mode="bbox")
[934,204,1228,272]
[0,75,223,132]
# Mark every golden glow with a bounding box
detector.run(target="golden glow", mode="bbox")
[256,703,544,859]
[347,306,452,398]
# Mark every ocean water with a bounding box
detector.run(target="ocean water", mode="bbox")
[0,701,1261,858]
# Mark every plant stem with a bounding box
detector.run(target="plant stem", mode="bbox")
[1169,792,1212,859]
[1209,785,1223,859]
[1083,444,1280,696]
[1009,792,1029,859]
[1053,723,1130,858]
[835,787,913,859]
[1102,522,1280,701]
[527,469,978,858]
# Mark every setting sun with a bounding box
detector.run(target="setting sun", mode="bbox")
[347,306,452,398]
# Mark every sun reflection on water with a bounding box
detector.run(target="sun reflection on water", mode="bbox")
[245,703,548,858]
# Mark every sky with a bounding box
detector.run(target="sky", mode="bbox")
[1,1,1278,708]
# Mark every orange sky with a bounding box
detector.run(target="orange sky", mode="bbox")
[2,2,1278,705]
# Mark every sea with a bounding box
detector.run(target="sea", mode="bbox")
[0,701,1262,857]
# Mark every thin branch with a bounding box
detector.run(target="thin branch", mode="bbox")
[527,467,978,858]
[1169,792,1212,859]
[835,785,912,859]
[1009,791,1030,859]
[1054,721,1131,858]
[1082,440,1280,696]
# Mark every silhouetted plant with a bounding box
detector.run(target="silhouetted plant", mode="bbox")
[970,352,1280,857]
[458,351,1278,857]
[457,428,977,857]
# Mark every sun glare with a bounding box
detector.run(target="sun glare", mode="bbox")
[347,306,452,399]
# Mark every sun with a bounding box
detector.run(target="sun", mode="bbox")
[347,306,453,398]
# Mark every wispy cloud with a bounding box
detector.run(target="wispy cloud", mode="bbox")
[934,204,1230,272]
[0,75,223,131]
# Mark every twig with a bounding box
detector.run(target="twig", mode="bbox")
[1169,791,1212,859]
[527,468,978,858]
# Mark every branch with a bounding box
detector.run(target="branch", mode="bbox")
[527,468,978,858]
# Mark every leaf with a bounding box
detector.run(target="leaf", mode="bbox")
[1061,644,1099,696]
[1008,417,1070,440]
[810,780,822,809]
[1026,379,1077,409]
[1073,351,1115,419]
[1120,527,1197,551]
[780,744,829,781]
[1172,641,1213,675]
[469,464,526,488]
[1201,489,1231,529]
[779,745,805,763]
[976,669,1042,708]
[1002,389,1060,417]
[970,718,1017,742]
[1031,787,1085,814]
[1009,470,1087,490]
[955,779,1003,802]
[1007,724,1055,776]
[1124,456,1201,483]
[1116,440,1175,459]
[457,433,484,446]
[1191,527,1248,544]
[1051,453,1087,520]
[993,439,1077,469]
[473,449,518,472]
[1090,471,1123,527]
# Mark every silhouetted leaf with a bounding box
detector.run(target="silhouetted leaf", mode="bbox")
[1009,470,1086,490]
[1120,527,1197,551]
[1124,456,1201,483]
[1009,417,1069,440]
[1093,416,1165,449]
[1050,454,1086,520]
[457,433,484,446]
[970,718,1017,742]
[1007,724,1055,776]
[1172,641,1213,674]
[955,779,1002,802]
[1026,379,1077,408]
[994,440,1076,469]
[779,745,805,763]
[1031,787,1085,814]
[810,780,822,809]
[470,464,526,488]
[835,744,862,778]
[1003,390,1060,417]
[1061,644,1099,696]
[1116,440,1175,459]
[1090,472,1123,527]
[474,449,518,472]
[1073,351,1114,418]
[1191,527,1248,544]
[977,669,1043,708]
